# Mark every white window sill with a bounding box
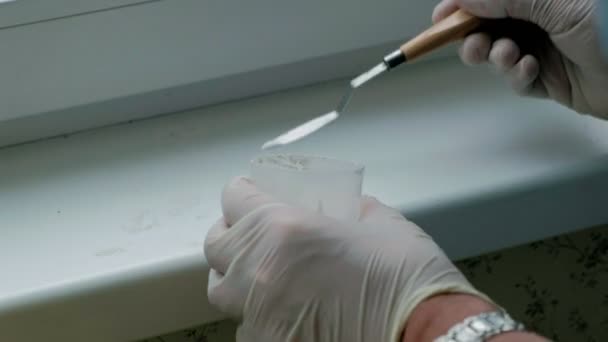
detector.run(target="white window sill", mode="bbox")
[2,58,608,341]
[0,0,449,147]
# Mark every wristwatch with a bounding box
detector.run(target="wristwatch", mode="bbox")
[434,310,525,342]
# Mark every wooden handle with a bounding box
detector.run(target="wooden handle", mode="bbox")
[400,9,481,61]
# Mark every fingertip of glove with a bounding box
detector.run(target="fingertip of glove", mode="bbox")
[432,0,459,23]
[509,54,540,93]
[454,0,508,18]
[360,195,384,212]
[460,33,491,65]
[519,54,540,78]
[223,176,255,195]
[221,176,256,207]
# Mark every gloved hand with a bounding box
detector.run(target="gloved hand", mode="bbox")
[204,177,491,341]
[433,0,608,119]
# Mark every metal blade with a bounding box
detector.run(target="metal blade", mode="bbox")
[261,110,340,150]
[350,62,387,88]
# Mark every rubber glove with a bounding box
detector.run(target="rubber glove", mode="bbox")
[433,0,608,119]
[204,177,491,342]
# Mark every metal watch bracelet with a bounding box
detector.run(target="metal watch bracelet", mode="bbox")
[434,310,525,342]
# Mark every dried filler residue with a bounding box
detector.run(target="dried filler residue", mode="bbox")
[257,155,310,171]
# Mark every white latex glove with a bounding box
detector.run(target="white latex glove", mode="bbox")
[433,0,608,119]
[204,177,490,342]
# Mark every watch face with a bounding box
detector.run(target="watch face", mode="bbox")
[470,319,492,332]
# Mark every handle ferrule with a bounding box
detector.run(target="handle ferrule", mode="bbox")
[383,49,407,69]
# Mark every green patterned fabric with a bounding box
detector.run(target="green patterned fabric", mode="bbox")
[142,224,607,342]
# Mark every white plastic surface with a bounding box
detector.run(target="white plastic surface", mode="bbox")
[251,154,364,221]
[2,59,608,341]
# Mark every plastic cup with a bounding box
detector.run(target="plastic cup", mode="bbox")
[250,154,365,221]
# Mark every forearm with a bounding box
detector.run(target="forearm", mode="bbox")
[402,294,550,342]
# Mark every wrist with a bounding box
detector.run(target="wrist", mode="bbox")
[402,293,496,342]
[402,294,549,342]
